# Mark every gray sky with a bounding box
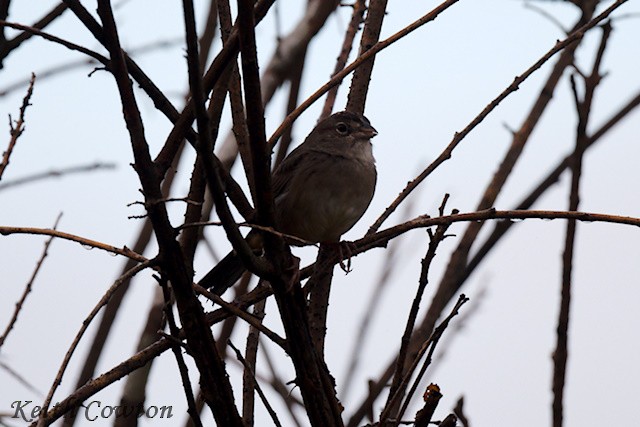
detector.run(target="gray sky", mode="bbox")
[1,1,639,426]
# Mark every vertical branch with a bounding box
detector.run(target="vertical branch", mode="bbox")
[237,0,272,226]
[306,245,338,354]
[159,278,203,427]
[95,1,243,425]
[347,4,628,427]
[113,287,165,427]
[382,198,453,423]
[242,297,267,425]
[320,0,366,120]
[416,0,598,367]
[552,21,611,427]
[236,1,343,425]
[346,0,388,114]
[274,52,306,167]
[1,72,35,181]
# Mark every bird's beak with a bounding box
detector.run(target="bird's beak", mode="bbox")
[361,125,378,139]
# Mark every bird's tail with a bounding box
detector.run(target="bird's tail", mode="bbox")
[199,251,246,295]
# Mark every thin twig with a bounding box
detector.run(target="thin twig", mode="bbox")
[453,396,470,427]
[553,21,611,427]
[0,213,62,349]
[395,295,469,423]
[0,72,35,180]
[0,3,68,60]
[382,196,453,424]
[367,0,627,234]
[320,0,366,120]
[228,340,283,427]
[259,337,305,426]
[0,360,43,396]
[0,162,115,191]
[269,0,462,147]
[0,21,107,64]
[274,52,306,167]
[159,278,203,427]
[194,285,287,350]
[38,260,157,424]
[242,297,266,425]
[346,0,388,114]
[0,226,147,262]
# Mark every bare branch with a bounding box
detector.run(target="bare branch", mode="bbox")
[367,0,626,234]
[228,340,283,427]
[0,162,116,191]
[320,0,366,120]
[269,0,462,147]
[0,213,61,350]
[0,226,147,261]
[553,21,612,427]
[346,0,388,114]
[0,72,35,180]
[38,260,157,425]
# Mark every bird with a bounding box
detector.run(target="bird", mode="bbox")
[199,110,378,295]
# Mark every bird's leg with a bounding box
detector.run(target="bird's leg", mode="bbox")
[337,241,357,274]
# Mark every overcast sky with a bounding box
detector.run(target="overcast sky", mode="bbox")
[1,1,639,426]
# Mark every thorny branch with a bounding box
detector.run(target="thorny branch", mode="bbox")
[0,72,35,180]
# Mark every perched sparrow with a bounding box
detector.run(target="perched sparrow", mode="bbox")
[199,110,378,294]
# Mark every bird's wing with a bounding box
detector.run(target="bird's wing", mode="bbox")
[271,144,313,198]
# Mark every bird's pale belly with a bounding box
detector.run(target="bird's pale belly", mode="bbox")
[276,160,375,243]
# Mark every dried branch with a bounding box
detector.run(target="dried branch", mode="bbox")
[320,0,366,120]
[0,226,147,262]
[0,162,115,191]
[241,297,266,425]
[228,340,282,427]
[367,0,625,234]
[0,72,35,180]
[382,196,454,423]
[346,0,388,114]
[194,285,287,350]
[269,0,461,147]
[38,259,157,425]
[463,86,640,285]
[0,213,61,349]
[387,295,469,425]
[237,0,274,230]
[553,20,611,427]
[160,278,203,427]
[398,297,468,424]
[0,20,107,65]
[0,3,68,64]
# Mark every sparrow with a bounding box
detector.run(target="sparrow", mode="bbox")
[199,110,378,294]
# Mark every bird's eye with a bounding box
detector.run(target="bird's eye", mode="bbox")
[335,122,349,135]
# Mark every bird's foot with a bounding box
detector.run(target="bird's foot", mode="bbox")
[337,241,356,274]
